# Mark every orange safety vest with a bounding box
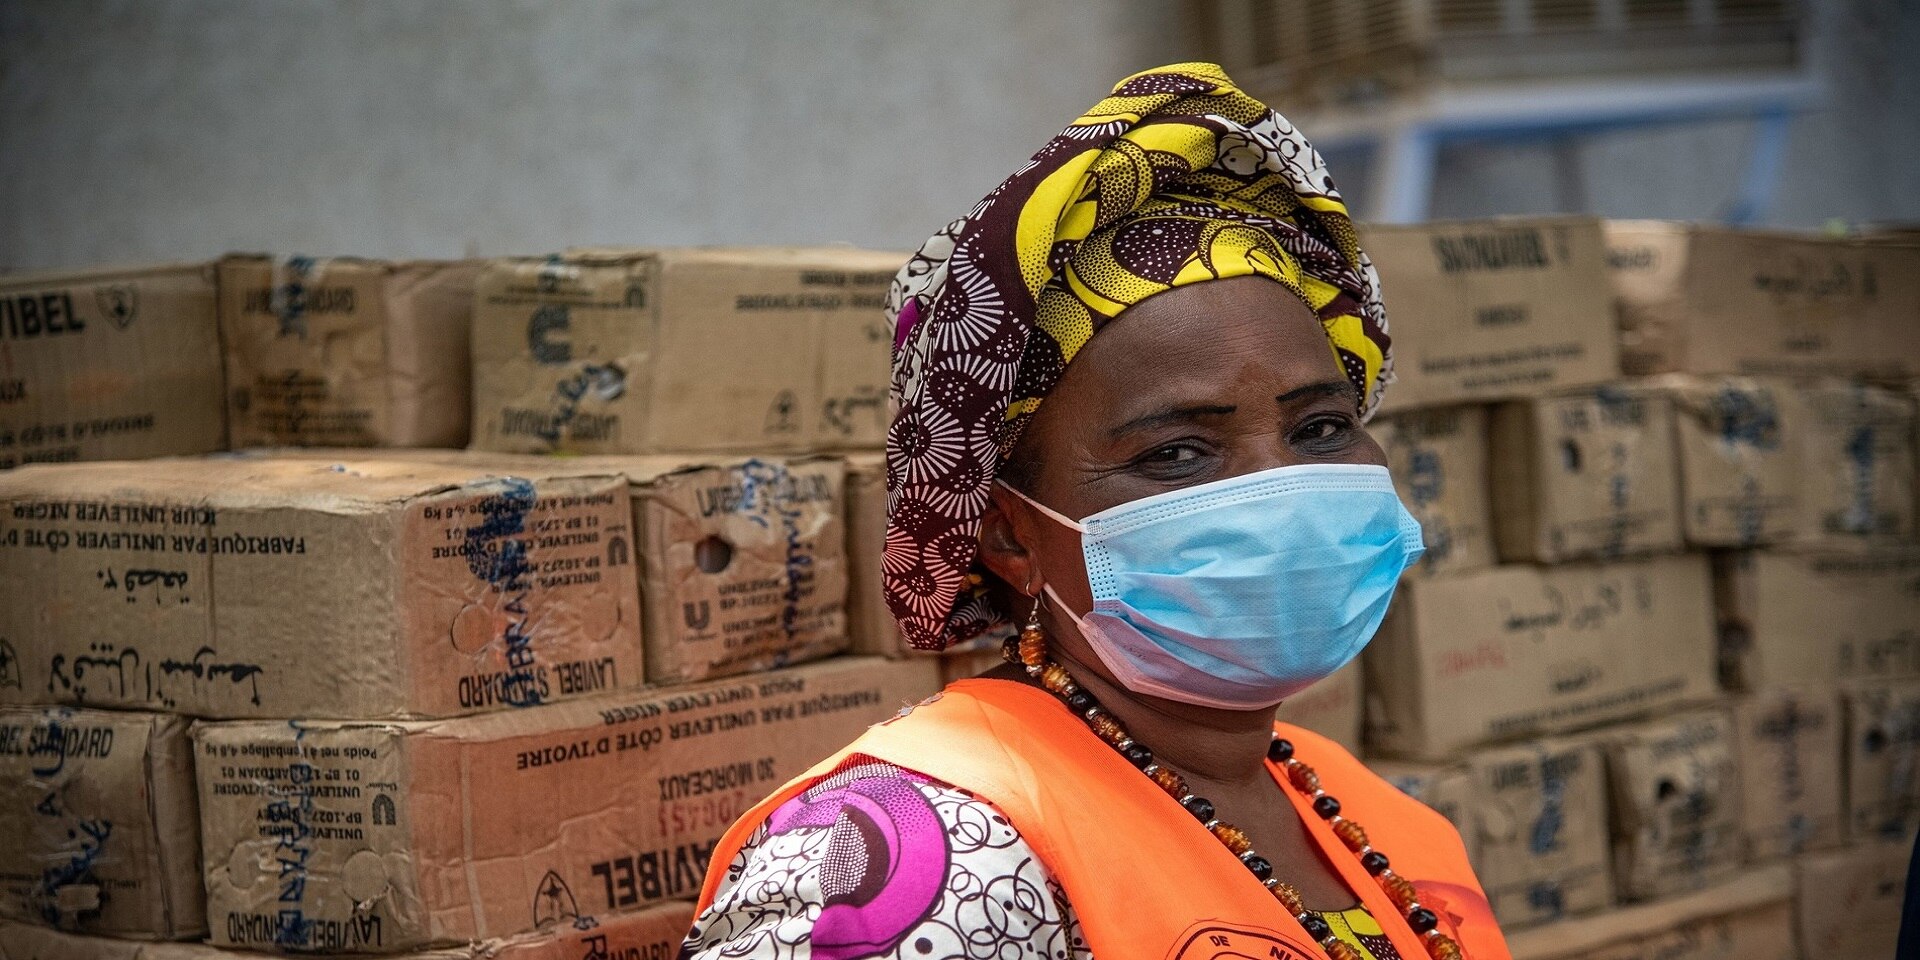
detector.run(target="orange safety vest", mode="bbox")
[696,678,1511,960]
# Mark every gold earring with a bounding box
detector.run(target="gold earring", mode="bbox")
[1016,587,1048,674]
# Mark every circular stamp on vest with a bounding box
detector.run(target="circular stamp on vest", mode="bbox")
[1168,922,1320,960]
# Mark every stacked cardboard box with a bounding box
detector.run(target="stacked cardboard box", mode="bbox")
[0,245,956,957]
[1357,219,1920,956]
[7,220,1917,959]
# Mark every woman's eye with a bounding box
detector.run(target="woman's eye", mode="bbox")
[1292,416,1354,447]
[1142,443,1203,464]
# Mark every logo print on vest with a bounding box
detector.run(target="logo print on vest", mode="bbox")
[1169,923,1318,960]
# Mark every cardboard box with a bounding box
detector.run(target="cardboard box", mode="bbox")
[1461,737,1614,929]
[193,656,938,953]
[231,448,852,685]
[1794,840,1907,959]
[0,707,201,939]
[471,247,899,455]
[1606,221,1920,378]
[1361,218,1620,411]
[1373,406,1495,576]
[1797,381,1916,547]
[624,455,849,684]
[1489,384,1683,563]
[219,256,478,448]
[1660,375,1803,547]
[1728,688,1844,860]
[1274,658,1363,754]
[0,263,223,469]
[1843,680,1920,842]
[1366,555,1718,760]
[1511,897,1794,960]
[1713,548,1920,691]
[1370,761,1478,865]
[1503,864,1794,960]
[0,457,642,718]
[843,452,903,656]
[1599,708,1743,901]
[0,901,691,959]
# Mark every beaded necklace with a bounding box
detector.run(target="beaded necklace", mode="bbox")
[1005,618,1465,960]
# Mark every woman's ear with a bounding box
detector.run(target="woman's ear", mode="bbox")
[976,486,1043,599]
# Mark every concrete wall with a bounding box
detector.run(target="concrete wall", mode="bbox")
[0,0,1181,272]
[2,0,1914,275]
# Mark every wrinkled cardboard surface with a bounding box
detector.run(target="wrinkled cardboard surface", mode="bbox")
[1367,556,1717,760]
[1657,375,1803,547]
[0,707,202,939]
[219,257,477,449]
[843,452,908,657]
[1507,887,1794,960]
[1713,548,1920,691]
[472,247,900,454]
[1461,737,1614,929]
[1364,218,1619,411]
[1607,221,1920,378]
[193,656,937,953]
[1374,406,1495,576]
[0,900,690,958]
[1597,708,1743,902]
[1842,680,1920,843]
[1490,384,1683,563]
[1797,381,1915,547]
[0,457,641,718]
[1728,688,1844,862]
[1793,840,1907,959]
[0,263,224,469]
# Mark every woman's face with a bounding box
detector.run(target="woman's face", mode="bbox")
[981,274,1387,625]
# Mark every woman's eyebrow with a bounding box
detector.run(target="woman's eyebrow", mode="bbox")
[1107,404,1238,438]
[1275,380,1358,407]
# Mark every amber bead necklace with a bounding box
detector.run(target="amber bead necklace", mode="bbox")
[1005,607,1465,960]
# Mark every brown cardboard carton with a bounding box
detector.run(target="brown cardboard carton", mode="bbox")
[0,457,642,718]
[0,902,690,959]
[1713,548,1920,691]
[1660,375,1804,547]
[1842,680,1920,842]
[1461,737,1614,929]
[229,449,851,685]
[1373,406,1495,576]
[219,256,478,448]
[0,707,201,939]
[1797,380,1916,546]
[193,656,937,953]
[0,263,223,469]
[1369,761,1478,864]
[1366,555,1718,760]
[1274,658,1363,754]
[1489,384,1683,563]
[844,452,904,656]
[1361,218,1620,411]
[1598,708,1743,901]
[1728,688,1844,861]
[486,902,692,960]
[1606,221,1920,378]
[1509,895,1794,960]
[1499,864,1793,960]
[1794,840,1907,959]
[471,247,899,455]
[624,455,849,684]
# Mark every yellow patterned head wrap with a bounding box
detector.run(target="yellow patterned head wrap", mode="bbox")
[884,63,1393,649]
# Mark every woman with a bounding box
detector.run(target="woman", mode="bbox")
[682,63,1509,960]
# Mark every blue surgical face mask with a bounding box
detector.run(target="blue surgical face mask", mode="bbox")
[1003,463,1423,711]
